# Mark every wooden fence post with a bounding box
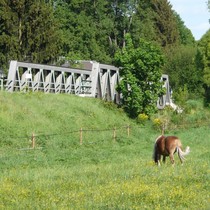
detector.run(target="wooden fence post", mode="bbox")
[161,124,165,136]
[127,125,130,137]
[31,133,35,149]
[80,128,83,145]
[113,127,116,142]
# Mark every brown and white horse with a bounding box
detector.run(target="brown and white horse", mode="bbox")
[153,135,190,166]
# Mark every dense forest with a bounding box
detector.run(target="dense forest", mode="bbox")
[0,0,209,110]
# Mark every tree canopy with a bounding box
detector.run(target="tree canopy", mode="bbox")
[0,0,196,66]
[0,0,61,69]
[115,34,165,117]
[198,30,210,105]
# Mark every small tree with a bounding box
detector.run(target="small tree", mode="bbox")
[114,34,165,117]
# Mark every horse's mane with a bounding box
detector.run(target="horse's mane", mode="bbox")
[152,135,164,161]
[155,135,164,143]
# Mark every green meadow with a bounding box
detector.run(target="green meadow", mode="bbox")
[0,92,210,209]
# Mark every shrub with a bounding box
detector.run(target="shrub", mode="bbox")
[137,113,149,125]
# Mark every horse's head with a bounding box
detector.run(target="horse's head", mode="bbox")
[153,135,165,164]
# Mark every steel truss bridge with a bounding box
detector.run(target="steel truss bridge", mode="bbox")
[5,60,170,109]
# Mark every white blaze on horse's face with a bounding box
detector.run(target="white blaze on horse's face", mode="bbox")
[153,135,190,166]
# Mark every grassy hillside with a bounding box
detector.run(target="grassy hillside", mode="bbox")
[0,91,210,209]
[0,91,131,139]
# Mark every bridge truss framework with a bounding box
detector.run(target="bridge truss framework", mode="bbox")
[5,60,170,109]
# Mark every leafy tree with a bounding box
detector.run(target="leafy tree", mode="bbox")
[130,0,156,45]
[23,0,62,63]
[151,0,180,48]
[54,0,140,63]
[108,0,139,48]
[172,84,190,107]
[130,0,182,50]
[53,0,195,65]
[196,2,210,105]
[173,11,195,46]
[198,30,210,105]
[163,45,203,98]
[0,0,61,69]
[0,0,20,69]
[158,8,197,100]
[54,0,115,63]
[114,34,165,117]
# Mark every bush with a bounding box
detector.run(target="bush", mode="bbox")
[137,113,149,125]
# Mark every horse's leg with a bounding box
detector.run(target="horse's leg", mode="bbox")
[169,153,175,165]
[157,154,161,166]
[163,155,166,163]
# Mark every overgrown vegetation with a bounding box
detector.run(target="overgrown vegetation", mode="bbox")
[0,92,209,209]
[115,34,165,117]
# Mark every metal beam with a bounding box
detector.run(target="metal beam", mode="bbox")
[5,60,170,109]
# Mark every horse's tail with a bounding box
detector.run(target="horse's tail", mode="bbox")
[177,146,190,161]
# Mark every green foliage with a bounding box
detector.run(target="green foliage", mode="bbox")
[0,0,61,69]
[0,0,20,69]
[164,45,203,97]
[22,0,62,63]
[172,84,189,107]
[115,34,165,117]
[0,1,197,64]
[52,0,193,64]
[151,105,174,132]
[151,0,180,48]
[198,30,210,105]
[132,0,182,49]
[131,0,156,45]
[151,99,210,132]
[174,11,195,46]
[198,31,210,86]
[203,44,210,87]
[54,0,115,63]
[137,113,149,125]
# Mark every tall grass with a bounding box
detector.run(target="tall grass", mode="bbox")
[0,92,209,209]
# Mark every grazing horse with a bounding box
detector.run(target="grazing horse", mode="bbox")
[153,135,190,166]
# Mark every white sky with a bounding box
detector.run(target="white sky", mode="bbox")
[169,0,210,40]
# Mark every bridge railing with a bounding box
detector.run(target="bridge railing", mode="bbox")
[4,60,171,109]
[5,60,121,103]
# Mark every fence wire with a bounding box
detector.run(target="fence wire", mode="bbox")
[0,125,131,149]
[0,122,209,150]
